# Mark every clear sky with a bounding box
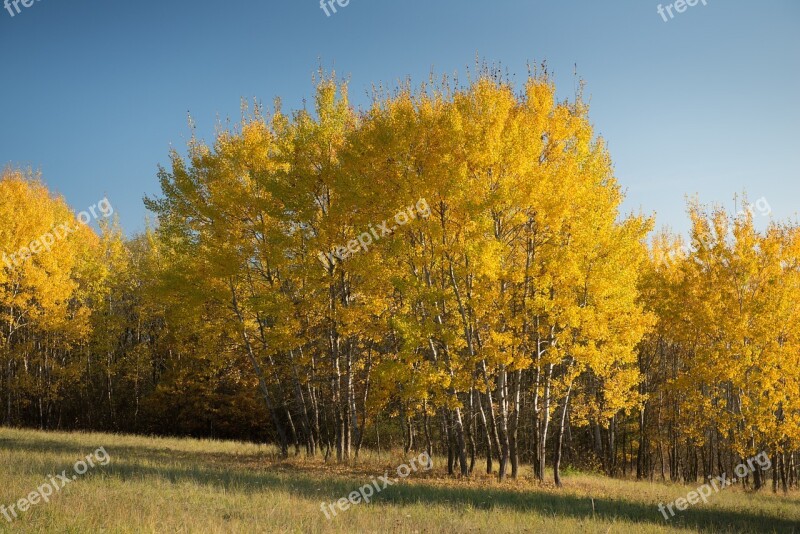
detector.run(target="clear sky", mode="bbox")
[1,0,798,235]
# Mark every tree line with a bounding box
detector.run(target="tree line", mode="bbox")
[2,69,799,491]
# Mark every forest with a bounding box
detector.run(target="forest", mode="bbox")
[2,71,798,493]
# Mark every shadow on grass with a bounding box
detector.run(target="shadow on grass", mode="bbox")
[0,432,798,533]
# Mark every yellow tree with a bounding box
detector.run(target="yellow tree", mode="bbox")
[0,168,99,427]
[666,202,800,487]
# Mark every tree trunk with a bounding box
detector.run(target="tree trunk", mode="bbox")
[553,384,572,487]
[534,363,553,481]
[497,365,511,481]
[509,369,522,479]
[475,388,493,474]
[229,281,289,457]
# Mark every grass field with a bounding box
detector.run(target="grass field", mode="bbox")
[0,428,798,533]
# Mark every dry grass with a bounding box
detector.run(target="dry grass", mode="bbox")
[0,427,798,533]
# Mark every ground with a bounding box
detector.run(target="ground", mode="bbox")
[0,428,797,533]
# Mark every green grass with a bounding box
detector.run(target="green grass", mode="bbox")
[0,427,798,533]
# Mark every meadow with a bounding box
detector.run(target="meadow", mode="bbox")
[0,427,798,533]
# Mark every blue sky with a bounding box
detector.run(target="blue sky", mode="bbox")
[1,0,798,235]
